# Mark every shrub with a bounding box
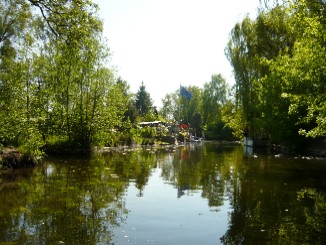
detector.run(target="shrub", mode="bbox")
[18,128,44,161]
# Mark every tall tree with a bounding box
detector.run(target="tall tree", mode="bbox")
[267,0,326,138]
[225,3,299,142]
[202,74,232,140]
[135,81,154,118]
[27,0,101,43]
[161,85,203,133]
[0,0,35,148]
[161,93,178,122]
[226,0,326,143]
[0,0,128,155]
[202,74,227,126]
[0,0,31,46]
[117,77,139,124]
[179,85,202,125]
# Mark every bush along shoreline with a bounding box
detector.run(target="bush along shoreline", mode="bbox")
[0,133,176,169]
[0,148,40,169]
[1,134,325,169]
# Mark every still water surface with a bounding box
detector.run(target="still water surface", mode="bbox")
[1,142,326,244]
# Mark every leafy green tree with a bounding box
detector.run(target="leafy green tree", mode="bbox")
[202,74,227,126]
[0,0,31,46]
[27,0,101,43]
[201,74,233,140]
[160,92,179,122]
[116,77,139,124]
[0,0,32,145]
[179,85,202,126]
[161,86,203,131]
[225,0,326,145]
[221,96,246,139]
[268,0,326,138]
[0,1,46,156]
[0,0,129,156]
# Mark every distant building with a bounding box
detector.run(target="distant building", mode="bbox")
[138,121,162,128]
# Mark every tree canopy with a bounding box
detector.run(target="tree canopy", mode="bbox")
[0,0,128,156]
[225,0,326,144]
[1,0,325,156]
[135,81,158,121]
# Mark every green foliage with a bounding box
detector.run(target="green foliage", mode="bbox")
[135,82,155,118]
[141,138,155,145]
[201,74,233,140]
[205,122,235,141]
[202,74,227,125]
[180,86,202,125]
[160,92,179,122]
[160,82,236,140]
[0,0,131,157]
[221,100,246,139]
[141,111,156,122]
[117,78,140,124]
[140,127,157,138]
[18,127,44,160]
[27,0,102,43]
[226,0,326,143]
[269,2,326,138]
[161,85,202,125]
[43,135,71,152]
[114,122,137,147]
[0,0,31,45]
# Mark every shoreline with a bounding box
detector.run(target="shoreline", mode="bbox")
[1,140,326,169]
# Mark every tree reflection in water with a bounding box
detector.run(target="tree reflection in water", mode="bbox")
[220,155,326,245]
[1,143,326,244]
[158,142,326,244]
[0,155,128,244]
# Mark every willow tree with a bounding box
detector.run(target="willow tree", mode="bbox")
[258,0,326,140]
[226,0,326,144]
[226,4,299,142]
[268,0,326,138]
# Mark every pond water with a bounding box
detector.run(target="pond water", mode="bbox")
[1,142,326,244]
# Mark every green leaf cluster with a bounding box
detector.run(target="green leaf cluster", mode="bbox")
[0,0,131,156]
[160,79,234,140]
[225,0,326,143]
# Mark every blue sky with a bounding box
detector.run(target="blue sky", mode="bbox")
[94,0,262,108]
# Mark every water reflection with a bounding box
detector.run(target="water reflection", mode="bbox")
[0,156,128,244]
[220,153,326,245]
[1,142,326,244]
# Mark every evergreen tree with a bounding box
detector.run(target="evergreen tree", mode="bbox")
[135,81,154,118]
